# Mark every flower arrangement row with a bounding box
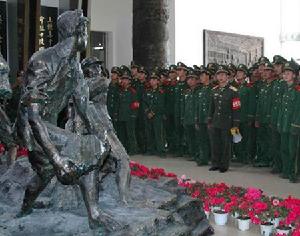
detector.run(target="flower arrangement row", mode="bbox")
[130,161,300,236]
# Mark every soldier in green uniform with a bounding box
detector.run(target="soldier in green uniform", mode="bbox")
[277,61,299,182]
[143,71,166,157]
[208,65,241,173]
[130,61,140,88]
[269,55,287,173]
[182,68,198,160]
[107,66,121,134]
[232,64,256,163]
[255,62,274,167]
[194,66,212,165]
[174,62,188,157]
[135,66,148,154]
[118,66,139,155]
[165,65,177,154]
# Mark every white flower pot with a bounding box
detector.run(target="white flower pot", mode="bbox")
[271,217,280,228]
[276,226,291,235]
[260,223,274,236]
[204,211,210,219]
[213,211,228,226]
[211,206,221,212]
[237,218,251,231]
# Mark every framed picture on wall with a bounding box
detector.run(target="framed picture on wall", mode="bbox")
[203,29,264,66]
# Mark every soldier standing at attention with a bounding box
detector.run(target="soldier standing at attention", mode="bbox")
[143,71,166,157]
[194,66,212,166]
[107,66,121,134]
[182,68,198,161]
[277,61,299,182]
[165,65,177,155]
[270,55,287,173]
[232,64,256,164]
[255,62,274,167]
[130,61,140,88]
[174,62,188,157]
[118,66,139,155]
[135,66,148,154]
[208,65,241,173]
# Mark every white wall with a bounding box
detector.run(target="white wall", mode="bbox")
[90,0,133,69]
[175,0,283,65]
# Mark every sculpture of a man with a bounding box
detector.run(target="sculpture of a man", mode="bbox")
[17,10,127,231]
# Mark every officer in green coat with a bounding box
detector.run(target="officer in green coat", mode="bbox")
[107,66,121,133]
[182,68,198,160]
[232,64,256,164]
[277,61,299,182]
[118,66,139,155]
[255,62,274,167]
[208,65,241,173]
[143,71,166,157]
[174,62,188,157]
[194,66,212,165]
[135,66,148,154]
[165,65,177,154]
[269,55,287,173]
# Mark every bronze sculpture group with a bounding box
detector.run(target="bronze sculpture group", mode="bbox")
[0,10,130,231]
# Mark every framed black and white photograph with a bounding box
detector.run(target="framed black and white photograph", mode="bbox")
[203,29,264,66]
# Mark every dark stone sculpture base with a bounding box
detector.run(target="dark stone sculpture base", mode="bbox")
[0,159,213,236]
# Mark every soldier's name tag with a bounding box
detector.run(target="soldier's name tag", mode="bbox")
[232,98,241,110]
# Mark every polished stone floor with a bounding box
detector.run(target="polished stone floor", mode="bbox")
[130,154,300,236]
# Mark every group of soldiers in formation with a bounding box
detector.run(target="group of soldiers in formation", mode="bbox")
[107,56,300,182]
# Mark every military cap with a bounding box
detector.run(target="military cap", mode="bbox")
[216,65,230,75]
[237,64,248,74]
[120,65,132,79]
[176,62,187,70]
[81,57,101,71]
[150,71,160,79]
[186,68,198,78]
[207,62,218,74]
[160,68,169,77]
[264,61,274,70]
[272,55,287,65]
[130,61,139,69]
[283,61,297,73]
[138,66,147,74]
[111,66,121,76]
[169,64,177,73]
[258,56,270,65]
[228,63,237,73]
[199,65,212,75]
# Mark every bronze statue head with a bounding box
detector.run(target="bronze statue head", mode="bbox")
[57,10,89,52]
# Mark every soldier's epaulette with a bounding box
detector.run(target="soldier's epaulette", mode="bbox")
[212,85,219,90]
[246,82,254,88]
[295,85,300,92]
[229,86,238,92]
[129,87,137,94]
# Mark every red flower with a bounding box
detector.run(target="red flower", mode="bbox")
[252,201,268,213]
[273,199,280,206]
[245,187,262,201]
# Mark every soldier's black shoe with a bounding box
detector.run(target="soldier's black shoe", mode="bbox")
[209,167,219,171]
[219,168,228,173]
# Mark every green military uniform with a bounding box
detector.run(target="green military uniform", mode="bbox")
[135,66,147,153]
[107,66,121,134]
[164,65,177,154]
[143,71,166,156]
[255,62,274,167]
[278,62,300,182]
[118,67,139,155]
[269,56,287,172]
[182,69,198,160]
[194,66,212,165]
[208,65,241,172]
[232,64,256,164]
[174,62,188,156]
